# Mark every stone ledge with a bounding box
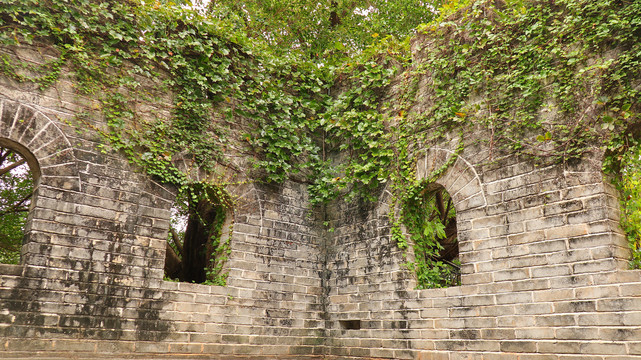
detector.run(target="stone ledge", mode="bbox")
[0,264,23,276]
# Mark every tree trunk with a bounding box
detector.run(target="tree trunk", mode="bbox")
[180,199,219,283]
[164,241,182,279]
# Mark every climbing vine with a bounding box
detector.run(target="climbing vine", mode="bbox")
[309,36,408,204]
[604,133,641,269]
[405,0,639,162]
[403,184,460,288]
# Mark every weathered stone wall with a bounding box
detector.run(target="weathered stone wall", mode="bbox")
[2,38,641,360]
[324,129,641,359]
[0,44,325,358]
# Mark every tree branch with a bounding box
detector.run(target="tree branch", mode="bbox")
[435,189,445,222]
[170,226,184,257]
[0,191,32,217]
[443,197,453,223]
[0,148,8,165]
[0,158,26,177]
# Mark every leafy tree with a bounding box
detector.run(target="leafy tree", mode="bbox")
[207,0,444,60]
[0,146,33,264]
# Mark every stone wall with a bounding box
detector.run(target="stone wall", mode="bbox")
[0,44,326,358]
[1,40,641,360]
[324,134,641,359]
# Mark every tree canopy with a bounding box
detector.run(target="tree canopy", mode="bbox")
[206,0,444,61]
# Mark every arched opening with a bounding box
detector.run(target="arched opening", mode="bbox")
[403,182,459,288]
[0,140,37,265]
[164,183,231,285]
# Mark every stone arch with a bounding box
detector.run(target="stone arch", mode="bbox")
[0,98,80,266]
[0,99,80,191]
[414,146,487,286]
[170,152,262,229]
[416,147,486,212]
[158,154,264,285]
[0,138,39,265]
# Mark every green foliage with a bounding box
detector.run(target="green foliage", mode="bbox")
[408,0,640,162]
[604,131,641,269]
[0,148,33,265]
[173,182,232,285]
[309,37,409,203]
[613,142,641,269]
[209,0,442,61]
[402,184,460,288]
[245,58,327,183]
[389,139,464,288]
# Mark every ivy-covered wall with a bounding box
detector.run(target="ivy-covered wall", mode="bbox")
[0,43,326,358]
[324,126,635,359]
[1,0,641,359]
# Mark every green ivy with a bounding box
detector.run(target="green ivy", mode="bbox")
[309,36,409,204]
[0,52,64,89]
[609,140,641,269]
[402,184,460,289]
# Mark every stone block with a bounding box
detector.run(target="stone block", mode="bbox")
[500,340,537,353]
[580,341,627,355]
[555,327,599,340]
[493,268,530,282]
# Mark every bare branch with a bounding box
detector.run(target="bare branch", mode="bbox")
[0,158,27,177]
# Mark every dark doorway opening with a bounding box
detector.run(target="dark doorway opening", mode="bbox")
[164,184,229,285]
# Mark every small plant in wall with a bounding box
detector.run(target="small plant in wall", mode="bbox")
[604,132,641,269]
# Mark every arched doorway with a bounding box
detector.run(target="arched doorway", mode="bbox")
[0,140,38,264]
[404,182,459,288]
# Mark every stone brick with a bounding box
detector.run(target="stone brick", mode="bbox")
[493,269,530,282]
[500,340,537,353]
[531,265,572,278]
[580,341,627,355]
[555,327,599,340]
[537,341,582,354]
[514,327,555,340]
